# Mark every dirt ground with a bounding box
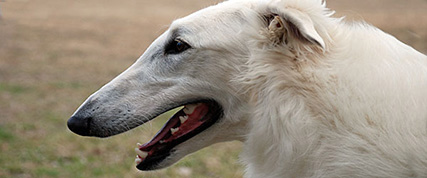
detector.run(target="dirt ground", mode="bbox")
[0,0,426,177]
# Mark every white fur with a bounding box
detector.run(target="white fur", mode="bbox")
[70,0,427,177]
[239,0,427,177]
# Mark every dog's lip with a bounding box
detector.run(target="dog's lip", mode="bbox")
[135,100,223,170]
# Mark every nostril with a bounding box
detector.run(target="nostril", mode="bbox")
[67,116,92,136]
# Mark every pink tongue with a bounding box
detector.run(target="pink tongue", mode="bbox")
[165,104,208,142]
[140,114,180,150]
[140,103,209,151]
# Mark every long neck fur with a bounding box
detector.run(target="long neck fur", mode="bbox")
[239,4,427,177]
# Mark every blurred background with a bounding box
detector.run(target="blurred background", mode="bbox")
[0,0,426,177]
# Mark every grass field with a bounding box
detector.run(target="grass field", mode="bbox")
[1,0,426,177]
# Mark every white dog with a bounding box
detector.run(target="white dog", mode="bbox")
[68,0,427,177]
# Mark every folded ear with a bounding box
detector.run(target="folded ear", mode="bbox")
[265,8,325,49]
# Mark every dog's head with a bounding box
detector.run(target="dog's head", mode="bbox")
[67,0,326,170]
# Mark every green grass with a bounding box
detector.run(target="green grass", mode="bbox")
[0,126,14,141]
[0,83,30,95]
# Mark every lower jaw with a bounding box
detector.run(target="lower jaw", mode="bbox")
[136,152,171,170]
[134,101,223,170]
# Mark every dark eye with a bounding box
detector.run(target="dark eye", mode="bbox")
[165,39,191,55]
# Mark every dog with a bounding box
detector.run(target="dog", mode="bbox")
[67,0,427,177]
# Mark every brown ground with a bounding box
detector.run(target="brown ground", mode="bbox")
[0,0,426,177]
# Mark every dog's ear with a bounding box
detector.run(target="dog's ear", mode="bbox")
[264,9,325,49]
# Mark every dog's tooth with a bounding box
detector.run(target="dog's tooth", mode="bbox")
[184,103,199,115]
[134,148,148,158]
[159,140,165,144]
[171,127,179,134]
[135,157,142,165]
[179,116,188,124]
[137,143,142,148]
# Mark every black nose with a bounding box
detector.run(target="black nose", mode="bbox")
[67,116,92,136]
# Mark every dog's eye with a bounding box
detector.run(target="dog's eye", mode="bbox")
[165,39,191,55]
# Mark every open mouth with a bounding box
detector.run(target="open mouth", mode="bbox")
[134,100,223,170]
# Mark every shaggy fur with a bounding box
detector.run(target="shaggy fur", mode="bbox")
[69,0,427,177]
[240,0,427,177]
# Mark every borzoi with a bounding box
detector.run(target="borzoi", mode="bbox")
[68,0,427,177]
